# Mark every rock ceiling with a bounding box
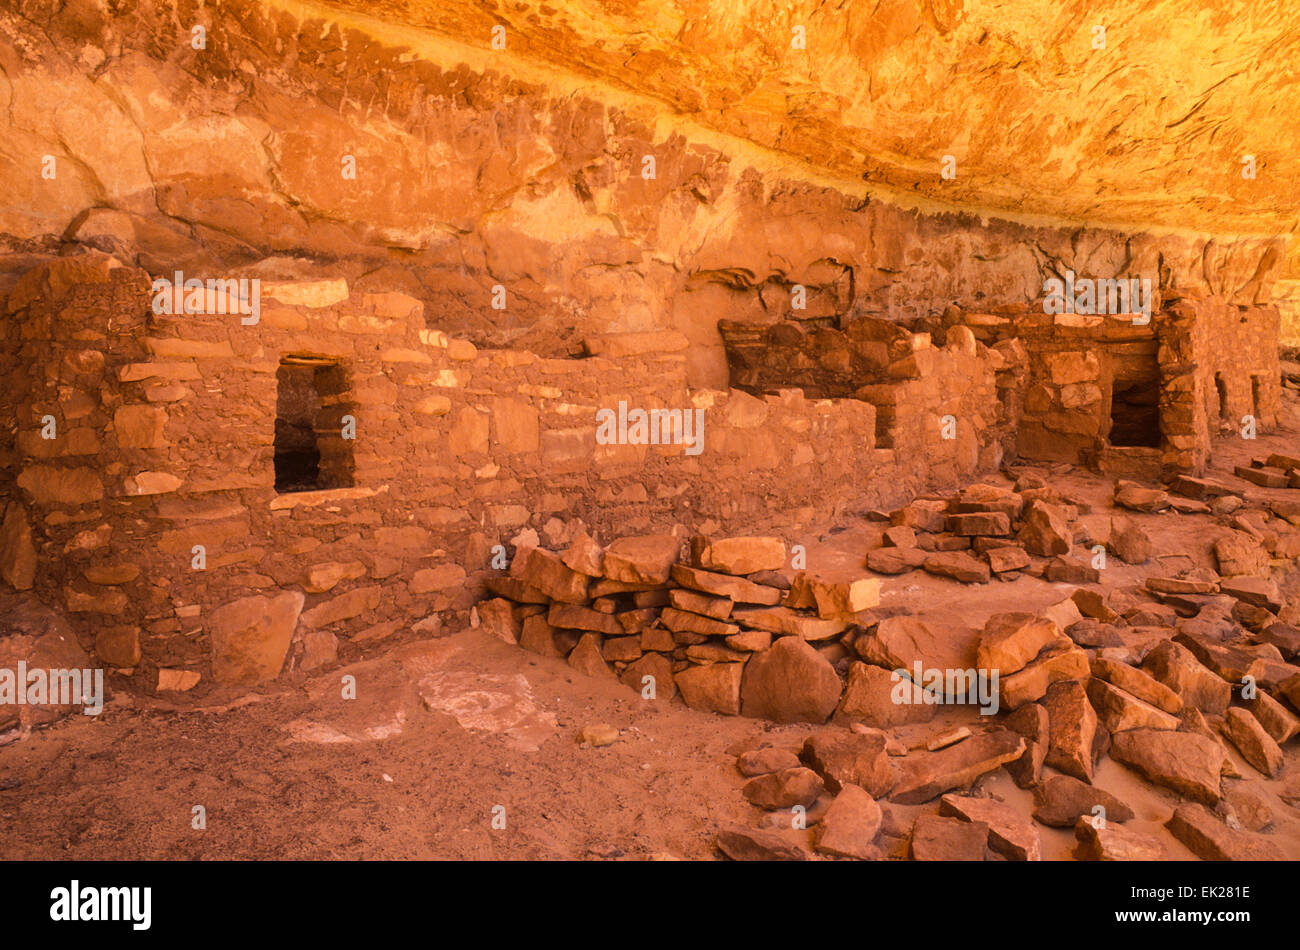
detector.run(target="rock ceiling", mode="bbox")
[305,0,1300,274]
[1,0,1296,297]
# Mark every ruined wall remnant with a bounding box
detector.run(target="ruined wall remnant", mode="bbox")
[0,245,1284,693]
[956,300,1281,479]
[0,256,1013,692]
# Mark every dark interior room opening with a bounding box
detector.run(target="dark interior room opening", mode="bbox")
[275,356,353,493]
[1109,371,1161,447]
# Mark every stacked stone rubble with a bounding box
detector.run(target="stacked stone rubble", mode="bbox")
[478,532,878,721]
[711,468,1300,861]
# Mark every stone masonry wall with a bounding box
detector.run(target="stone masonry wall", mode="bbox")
[0,255,1007,695]
[1183,298,1283,437]
[957,298,1280,478]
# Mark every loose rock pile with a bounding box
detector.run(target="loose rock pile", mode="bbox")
[718,593,1300,860]
[472,462,1300,860]
[1233,452,1300,490]
[714,472,1300,860]
[868,475,1154,586]
[1282,355,1300,392]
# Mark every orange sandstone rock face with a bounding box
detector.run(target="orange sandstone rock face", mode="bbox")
[0,1,1290,390]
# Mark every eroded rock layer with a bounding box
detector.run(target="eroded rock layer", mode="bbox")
[0,1,1292,387]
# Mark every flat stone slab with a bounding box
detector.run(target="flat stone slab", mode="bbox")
[889,730,1025,805]
[1074,817,1166,860]
[1032,775,1134,828]
[1109,728,1224,805]
[731,606,847,640]
[716,825,811,861]
[1166,803,1285,860]
[939,793,1041,860]
[909,814,989,861]
[671,563,782,605]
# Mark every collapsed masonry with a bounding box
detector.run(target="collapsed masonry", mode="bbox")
[722,295,1282,480]
[0,249,1289,709]
[476,533,878,719]
[483,470,1300,725]
[483,473,1300,861]
[3,243,1300,862]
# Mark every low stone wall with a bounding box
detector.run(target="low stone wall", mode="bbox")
[718,316,1005,486]
[470,479,1101,724]
[475,534,875,722]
